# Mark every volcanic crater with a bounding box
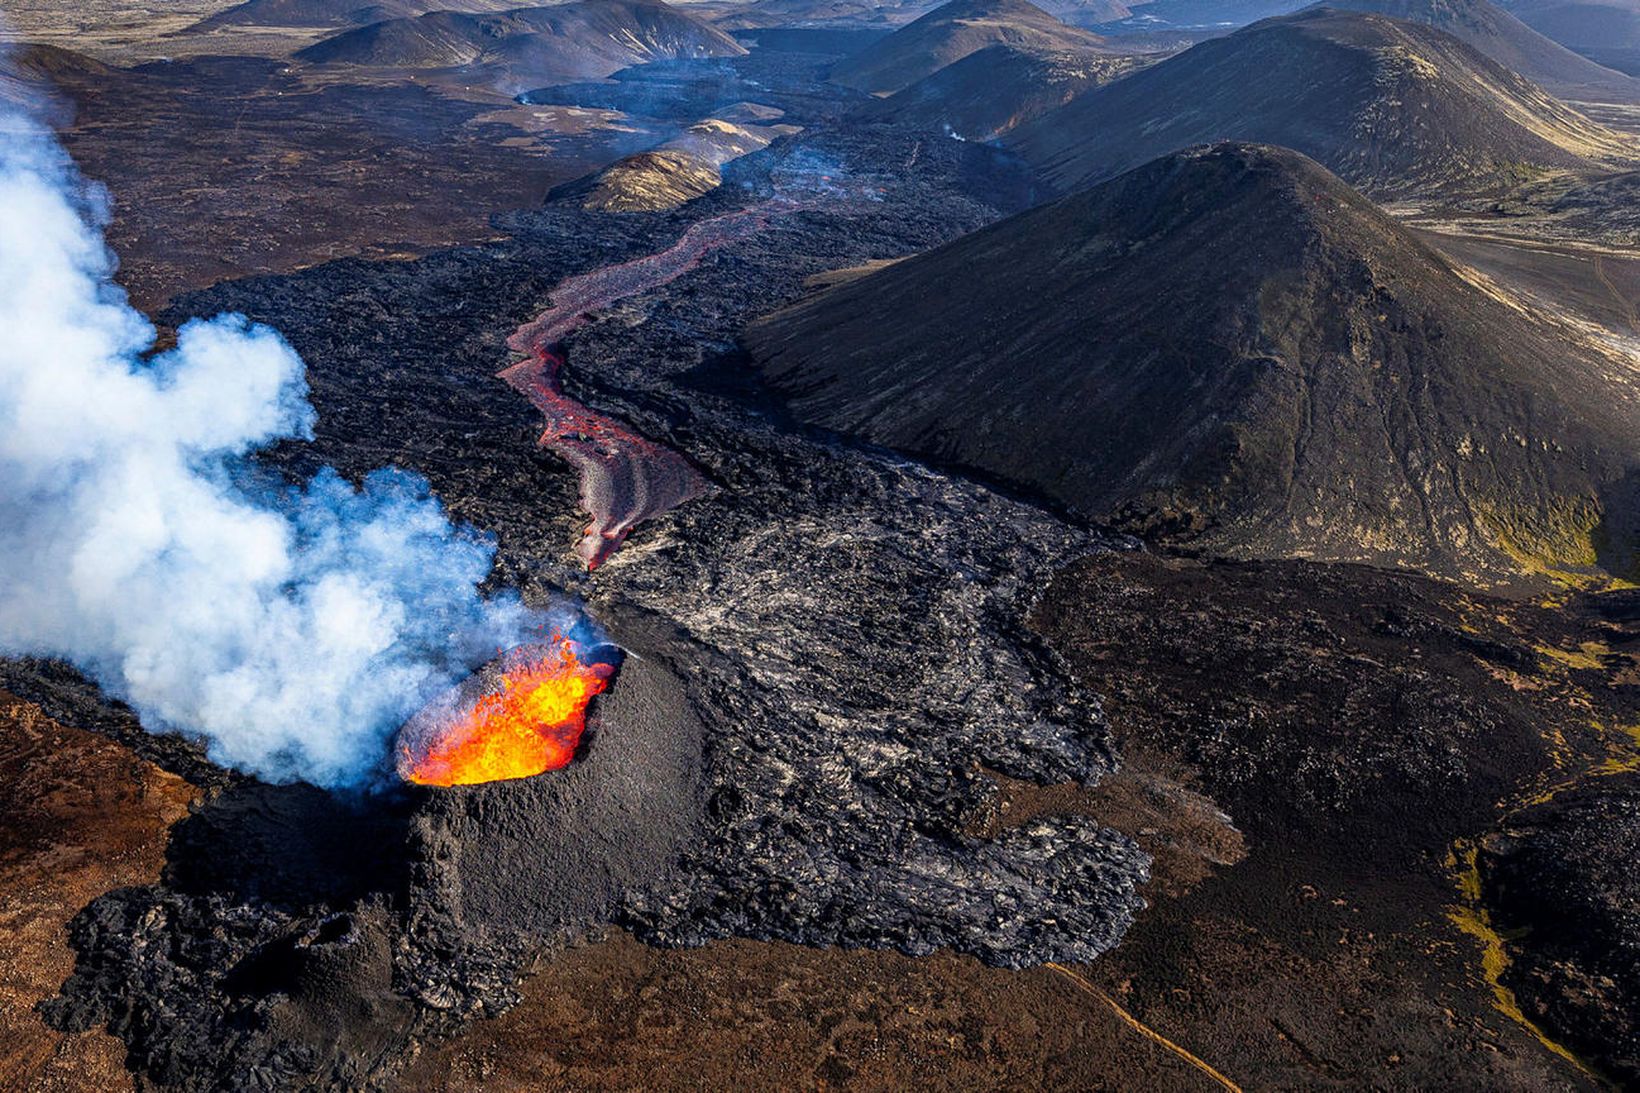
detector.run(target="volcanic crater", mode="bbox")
[12,120,1153,1091]
[9,5,1640,1087]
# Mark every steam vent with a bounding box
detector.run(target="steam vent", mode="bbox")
[397,639,619,786]
[14,0,1640,1083]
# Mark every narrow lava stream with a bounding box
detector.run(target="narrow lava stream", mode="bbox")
[500,204,779,567]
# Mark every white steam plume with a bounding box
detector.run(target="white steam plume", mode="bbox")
[0,97,555,787]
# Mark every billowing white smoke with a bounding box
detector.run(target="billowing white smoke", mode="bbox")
[0,100,556,787]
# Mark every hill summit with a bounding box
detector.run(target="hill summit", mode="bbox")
[1009,8,1636,197]
[747,143,1640,585]
[829,0,1112,95]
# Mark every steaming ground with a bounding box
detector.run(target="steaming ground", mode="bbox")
[0,99,575,786]
[5,22,1639,1092]
[10,122,1156,1088]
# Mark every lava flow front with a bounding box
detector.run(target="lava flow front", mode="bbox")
[398,638,617,786]
[499,205,783,568]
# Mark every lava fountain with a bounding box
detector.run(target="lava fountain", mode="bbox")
[397,637,619,786]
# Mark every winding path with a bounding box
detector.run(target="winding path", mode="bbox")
[1045,962,1242,1092]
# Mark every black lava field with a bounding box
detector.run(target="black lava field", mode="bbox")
[7,123,1153,1090]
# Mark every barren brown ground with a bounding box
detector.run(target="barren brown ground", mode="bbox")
[1417,228,1640,343]
[0,0,323,62]
[30,55,647,311]
[395,931,1234,1091]
[5,7,1640,1090]
[0,692,197,1092]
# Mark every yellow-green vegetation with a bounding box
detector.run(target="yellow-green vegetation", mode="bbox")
[1534,640,1611,671]
[1449,712,1640,1078]
[1519,720,1640,807]
[1445,841,1599,1077]
[1476,496,1639,590]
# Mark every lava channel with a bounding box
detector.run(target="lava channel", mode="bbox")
[397,637,618,787]
[499,206,775,568]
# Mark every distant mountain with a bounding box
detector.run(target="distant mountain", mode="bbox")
[1008,8,1637,196]
[745,143,1640,585]
[1036,0,1136,22]
[1101,0,1308,28]
[715,0,932,31]
[0,44,121,112]
[1321,0,1640,99]
[852,43,1147,138]
[295,0,746,81]
[1,43,119,82]
[190,0,520,30]
[829,0,1113,94]
[1502,0,1640,76]
[551,108,800,210]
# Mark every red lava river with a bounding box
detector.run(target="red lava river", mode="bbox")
[500,204,782,568]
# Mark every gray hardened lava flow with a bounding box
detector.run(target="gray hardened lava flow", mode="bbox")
[24,126,1151,1091]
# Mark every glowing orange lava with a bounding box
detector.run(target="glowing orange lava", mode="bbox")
[401,639,615,787]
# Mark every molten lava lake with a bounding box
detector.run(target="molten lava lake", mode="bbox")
[396,638,619,787]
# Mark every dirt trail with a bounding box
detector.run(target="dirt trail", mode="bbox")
[1046,962,1242,1092]
[1594,255,1640,334]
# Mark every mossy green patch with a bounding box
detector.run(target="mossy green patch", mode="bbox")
[1477,496,1639,590]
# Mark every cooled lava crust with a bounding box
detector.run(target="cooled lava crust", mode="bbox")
[26,123,1148,1091]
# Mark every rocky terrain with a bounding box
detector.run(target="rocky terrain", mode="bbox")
[1010,7,1638,197]
[1032,550,1640,1090]
[1482,769,1640,1083]
[1,42,592,310]
[4,0,1640,1088]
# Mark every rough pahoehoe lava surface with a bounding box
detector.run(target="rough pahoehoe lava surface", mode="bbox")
[32,126,1148,1091]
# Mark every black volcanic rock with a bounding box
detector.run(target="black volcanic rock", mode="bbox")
[1320,0,1640,99]
[829,0,1113,94]
[1481,774,1640,1084]
[852,42,1148,139]
[295,0,747,82]
[40,125,1150,1089]
[1545,167,1640,242]
[1008,7,1637,196]
[745,143,1640,585]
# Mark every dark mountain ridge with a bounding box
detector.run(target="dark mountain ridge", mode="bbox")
[829,0,1113,94]
[746,143,1640,586]
[852,42,1149,138]
[295,0,746,80]
[1008,7,1638,196]
[191,0,521,31]
[1320,0,1640,99]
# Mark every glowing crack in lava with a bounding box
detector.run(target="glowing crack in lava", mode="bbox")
[397,638,618,786]
[500,205,780,568]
